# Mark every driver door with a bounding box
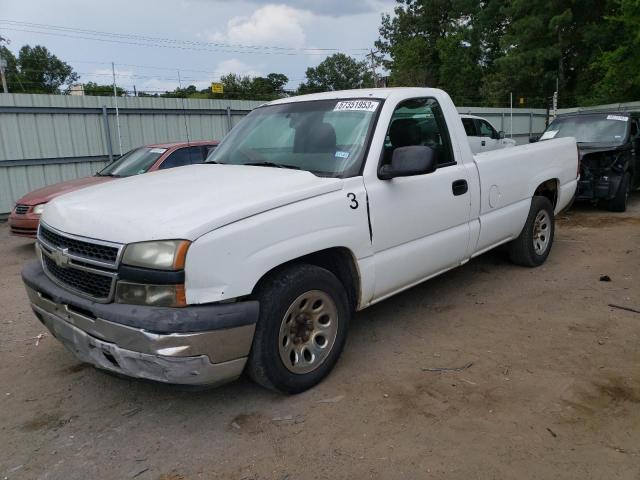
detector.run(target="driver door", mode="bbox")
[365,97,472,301]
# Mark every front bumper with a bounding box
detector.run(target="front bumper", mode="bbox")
[22,261,259,386]
[575,172,623,201]
[8,212,39,238]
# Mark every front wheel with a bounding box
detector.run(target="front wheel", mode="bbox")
[246,264,350,394]
[508,196,555,267]
[607,172,630,212]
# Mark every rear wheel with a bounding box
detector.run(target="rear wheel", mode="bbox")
[607,172,630,212]
[508,196,555,267]
[246,264,350,394]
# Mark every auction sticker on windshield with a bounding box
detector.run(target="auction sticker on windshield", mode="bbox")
[334,100,380,112]
[606,115,628,122]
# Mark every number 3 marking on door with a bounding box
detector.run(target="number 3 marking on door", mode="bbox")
[347,193,358,209]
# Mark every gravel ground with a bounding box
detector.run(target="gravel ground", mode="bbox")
[1,197,639,480]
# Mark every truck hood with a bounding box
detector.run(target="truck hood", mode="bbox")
[42,164,343,244]
[16,175,113,205]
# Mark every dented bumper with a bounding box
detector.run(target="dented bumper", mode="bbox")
[22,261,258,386]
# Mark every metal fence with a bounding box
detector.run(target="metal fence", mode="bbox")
[0,94,548,216]
[0,94,263,215]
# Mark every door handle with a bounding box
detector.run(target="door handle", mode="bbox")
[481,140,486,146]
[452,179,468,196]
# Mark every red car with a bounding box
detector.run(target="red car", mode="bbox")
[9,141,218,238]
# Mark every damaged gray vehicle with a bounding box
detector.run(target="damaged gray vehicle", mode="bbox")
[534,111,640,212]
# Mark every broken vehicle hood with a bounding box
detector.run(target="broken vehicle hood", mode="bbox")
[41,164,343,244]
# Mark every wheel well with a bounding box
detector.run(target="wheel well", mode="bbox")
[534,179,559,208]
[253,247,361,312]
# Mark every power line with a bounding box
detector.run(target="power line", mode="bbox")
[0,20,369,56]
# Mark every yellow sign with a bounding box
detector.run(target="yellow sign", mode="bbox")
[519,97,525,105]
[211,83,224,94]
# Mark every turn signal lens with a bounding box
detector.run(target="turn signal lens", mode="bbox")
[115,282,187,307]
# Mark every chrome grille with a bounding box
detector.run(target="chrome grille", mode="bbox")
[43,255,114,300]
[37,224,122,302]
[15,204,29,214]
[39,224,120,265]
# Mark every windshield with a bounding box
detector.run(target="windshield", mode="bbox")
[206,98,381,177]
[98,147,167,177]
[541,114,630,145]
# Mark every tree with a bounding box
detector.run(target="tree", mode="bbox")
[9,45,79,93]
[298,53,373,93]
[581,0,640,104]
[375,1,504,104]
[83,81,126,96]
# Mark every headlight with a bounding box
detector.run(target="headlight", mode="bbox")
[122,240,190,270]
[115,282,186,307]
[32,204,46,215]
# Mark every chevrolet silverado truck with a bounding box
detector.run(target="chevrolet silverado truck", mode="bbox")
[22,88,578,394]
[536,111,640,212]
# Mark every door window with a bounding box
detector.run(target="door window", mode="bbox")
[159,146,203,169]
[461,118,477,136]
[478,120,498,139]
[383,98,455,167]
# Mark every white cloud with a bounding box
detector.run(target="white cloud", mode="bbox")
[209,4,311,48]
[216,58,263,78]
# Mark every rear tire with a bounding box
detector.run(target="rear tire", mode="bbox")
[607,172,630,212]
[508,196,555,267]
[246,264,350,394]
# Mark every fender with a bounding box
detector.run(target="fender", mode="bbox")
[184,177,374,305]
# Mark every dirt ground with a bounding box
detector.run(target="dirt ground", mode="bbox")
[1,197,639,480]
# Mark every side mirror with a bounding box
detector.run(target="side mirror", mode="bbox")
[529,135,540,143]
[498,131,505,139]
[379,146,437,180]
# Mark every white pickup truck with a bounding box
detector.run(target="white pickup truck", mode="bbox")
[22,88,578,394]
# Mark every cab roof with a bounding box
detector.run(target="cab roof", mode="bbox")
[145,140,219,149]
[265,87,447,106]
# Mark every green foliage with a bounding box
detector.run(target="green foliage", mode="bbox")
[298,53,373,93]
[0,45,79,93]
[378,0,640,107]
[82,81,126,97]
[582,0,640,105]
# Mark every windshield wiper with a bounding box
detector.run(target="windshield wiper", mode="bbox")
[244,161,301,170]
[96,173,121,177]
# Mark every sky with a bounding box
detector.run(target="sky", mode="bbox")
[0,0,396,93]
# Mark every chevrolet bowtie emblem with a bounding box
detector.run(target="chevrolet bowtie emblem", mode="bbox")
[51,248,70,268]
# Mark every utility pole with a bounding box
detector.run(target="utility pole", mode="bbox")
[112,62,123,156]
[0,35,10,93]
[366,49,379,88]
[177,69,190,144]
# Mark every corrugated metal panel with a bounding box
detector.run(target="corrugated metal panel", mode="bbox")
[0,93,263,214]
[1,160,109,215]
[0,93,263,162]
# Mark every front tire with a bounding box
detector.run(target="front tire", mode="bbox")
[508,196,555,267]
[607,172,630,212]
[246,264,350,394]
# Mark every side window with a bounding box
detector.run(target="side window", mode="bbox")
[461,118,477,136]
[478,120,497,138]
[159,147,201,170]
[383,97,455,167]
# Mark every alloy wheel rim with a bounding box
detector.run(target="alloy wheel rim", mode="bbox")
[533,210,551,255]
[278,290,339,374]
